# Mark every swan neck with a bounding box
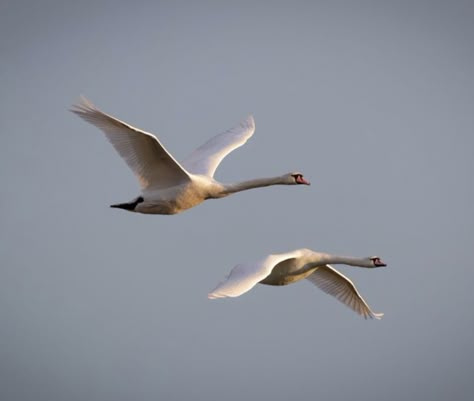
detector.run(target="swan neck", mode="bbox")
[312,253,370,268]
[220,176,286,195]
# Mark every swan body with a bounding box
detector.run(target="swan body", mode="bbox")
[71,97,310,214]
[208,249,386,319]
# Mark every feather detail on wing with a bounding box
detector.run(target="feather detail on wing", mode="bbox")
[182,115,255,177]
[306,265,384,319]
[71,97,191,190]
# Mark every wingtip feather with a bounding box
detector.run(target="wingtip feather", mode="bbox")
[242,115,255,131]
[208,292,225,300]
[70,95,97,115]
[371,312,384,320]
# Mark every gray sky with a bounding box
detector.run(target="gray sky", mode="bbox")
[1,1,474,400]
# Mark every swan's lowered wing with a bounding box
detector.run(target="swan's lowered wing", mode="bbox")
[306,265,383,319]
[182,115,255,178]
[208,252,296,299]
[71,97,191,190]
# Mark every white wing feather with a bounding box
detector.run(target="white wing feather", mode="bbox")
[71,97,191,190]
[208,252,296,299]
[182,115,255,177]
[306,265,384,319]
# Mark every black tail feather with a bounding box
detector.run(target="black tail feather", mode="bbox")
[110,197,144,211]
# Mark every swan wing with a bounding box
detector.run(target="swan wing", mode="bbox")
[306,265,383,319]
[208,252,296,299]
[182,115,255,177]
[71,97,191,190]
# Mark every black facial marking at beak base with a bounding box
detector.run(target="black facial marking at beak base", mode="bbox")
[371,257,387,267]
[293,174,310,185]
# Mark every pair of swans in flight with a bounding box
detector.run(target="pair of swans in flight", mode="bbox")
[72,98,386,319]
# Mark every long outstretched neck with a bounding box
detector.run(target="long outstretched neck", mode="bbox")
[219,176,287,196]
[312,253,372,268]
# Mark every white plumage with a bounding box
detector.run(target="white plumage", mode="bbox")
[71,97,309,214]
[209,249,386,320]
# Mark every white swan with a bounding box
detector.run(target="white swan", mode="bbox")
[71,97,310,214]
[208,249,386,319]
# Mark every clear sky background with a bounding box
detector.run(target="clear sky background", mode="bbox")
[1,1,474,400]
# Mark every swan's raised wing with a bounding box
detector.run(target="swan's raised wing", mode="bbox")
[306,265,383,319]
[181,115,255,177]
[208,252,296,299]
[71,97,191,190]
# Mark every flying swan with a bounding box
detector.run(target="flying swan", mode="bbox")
[71,98,310,214]
[208,249,386,319]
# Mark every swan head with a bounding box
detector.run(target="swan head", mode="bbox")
[287,172,310,185]
[369,256,387,268]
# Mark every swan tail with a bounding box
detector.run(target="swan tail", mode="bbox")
[110,196,144,211]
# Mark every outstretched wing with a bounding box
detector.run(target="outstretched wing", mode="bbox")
[182,115,255,177]
[208,252,296,299]
[306,265,384,319]
[71,97,191,190]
